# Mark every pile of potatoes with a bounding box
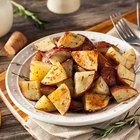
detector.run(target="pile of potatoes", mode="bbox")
[19,32,138,115]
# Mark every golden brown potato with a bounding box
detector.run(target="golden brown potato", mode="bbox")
[41,62,67,85]
[48,84,71,115]
[35,95,56,112]
[57,32,85,50]
[84,92,109,112]
[19,81,41,101]
[34,37,56,52]
[111,86,138,103]
[72,50,98,70]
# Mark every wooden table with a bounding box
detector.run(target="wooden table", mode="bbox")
[0,0,137,139]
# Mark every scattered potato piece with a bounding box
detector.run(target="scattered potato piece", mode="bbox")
[35,37,56,52]
[74,71,95,96]
[93,76,110,95]
[57,78,74,97]
[117,64,135,87]
[35,95,56,112]
[19,81,41,101]
[57,32,85,50]
[84,92,109,111]
[30,60,52,81]
[122,48,136,69]
[72,50,98,70]
[41,62,67,85]
[106,47,128,68]
[32,51,42,61]
[49,50,71,65]
[111,86,138,103]
[48,84,71,115]
[62,59,73,78]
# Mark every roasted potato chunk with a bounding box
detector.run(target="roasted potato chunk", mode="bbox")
[30,60,52,81]
[35,37,56,52]
[93,76,110,95]
[117,64,135,87]
[19,81,41,101]
[57,32,85,50]
[84,92,109,111]
[35,95,56,112]
[72,50,98,70]
[41,62,67,85]
[74,71,95,97]
[111,86,138,103]
[48,84,71,115]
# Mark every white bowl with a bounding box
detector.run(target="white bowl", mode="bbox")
[6,31,140,126]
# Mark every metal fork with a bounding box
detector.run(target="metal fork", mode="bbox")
[110,13,140,45]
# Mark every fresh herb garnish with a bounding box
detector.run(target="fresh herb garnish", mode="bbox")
[91,106,140,138]
[11,0,45,29]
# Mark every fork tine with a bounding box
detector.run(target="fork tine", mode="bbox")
[110,14,126,40]
[116,12,138,38]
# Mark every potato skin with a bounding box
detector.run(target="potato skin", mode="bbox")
[111,86,138,103]
[94,41,120,54]
[101,66,117,87]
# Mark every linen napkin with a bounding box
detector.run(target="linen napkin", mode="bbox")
[25,20,140,140]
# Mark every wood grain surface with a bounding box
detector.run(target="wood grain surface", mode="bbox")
[0,0,137,139]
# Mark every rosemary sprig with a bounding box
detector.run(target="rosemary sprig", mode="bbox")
[92,106,140,138]
[12,72,29,81]
[11,0,44,29]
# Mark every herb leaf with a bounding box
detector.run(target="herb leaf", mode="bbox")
[11,0,45,29]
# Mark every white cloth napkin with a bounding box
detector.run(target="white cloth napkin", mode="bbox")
[25,20,140,140]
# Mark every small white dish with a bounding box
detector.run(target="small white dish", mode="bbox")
[6,31,140,126]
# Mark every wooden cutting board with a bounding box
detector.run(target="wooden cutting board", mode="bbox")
[0,9,137,138]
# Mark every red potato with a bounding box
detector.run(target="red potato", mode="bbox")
[34,37,56,52]
[57,32,85,50]
[111,86,138,103]
[94,41,120,54]
[122,48,136,69]
[62,59,73,78]
[42,48,71,64]
[40,85,57,96]
[117,64,135,87]
[81,37,96,50]
[72,50,98,71]
[69,100,83,112]
[48,84,71,115]
[32,51,42,61]
[101,66,117,87]
[84,92,110,112]
[74,71,95,97]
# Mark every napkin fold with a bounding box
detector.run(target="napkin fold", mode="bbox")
[25,20,140,140]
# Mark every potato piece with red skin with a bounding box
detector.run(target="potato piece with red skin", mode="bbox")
[101,66,117,87]
[74,71,95,97]
[57,32,85,50]
[117,64,135,87]
[72,50,98,71]
[111,86,138,103]
[84,92,109,112]
[94,41,120,54]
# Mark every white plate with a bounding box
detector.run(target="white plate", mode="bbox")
[6,31,140,126]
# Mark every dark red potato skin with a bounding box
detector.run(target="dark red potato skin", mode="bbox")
[101,66,117,87]
[94,41,119,53]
